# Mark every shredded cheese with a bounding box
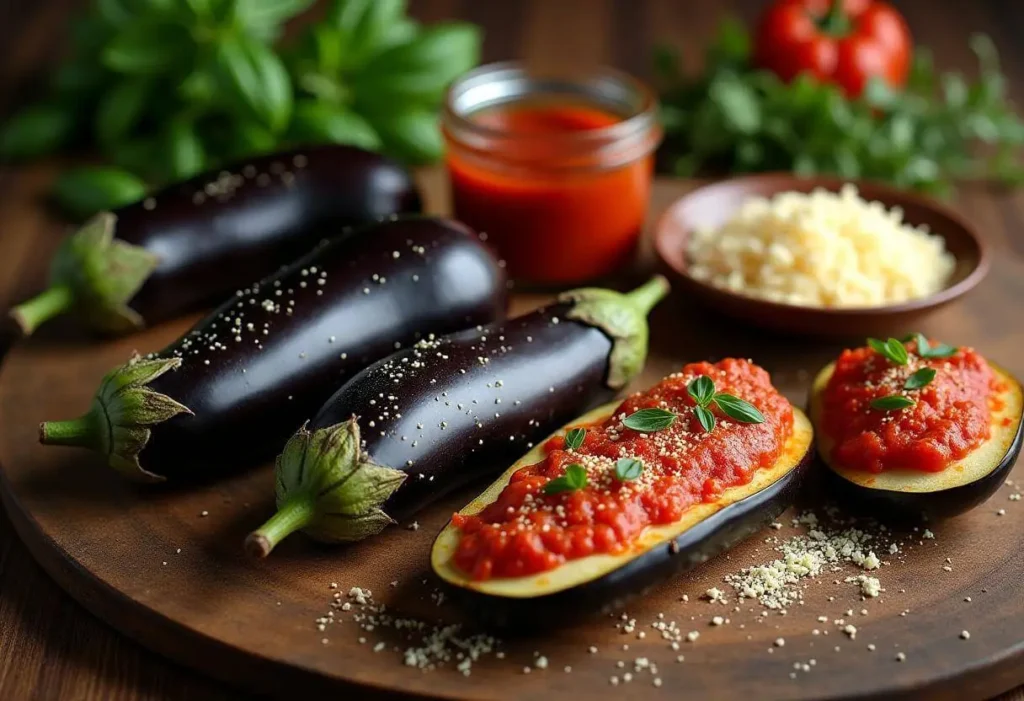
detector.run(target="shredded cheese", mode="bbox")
[687,185,955,308]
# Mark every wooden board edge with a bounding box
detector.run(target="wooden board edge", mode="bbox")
[0,466,441,701]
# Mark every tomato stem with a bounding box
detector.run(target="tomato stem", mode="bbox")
[819,0,850,37]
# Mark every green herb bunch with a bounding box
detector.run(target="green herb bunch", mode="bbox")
[656,21,1024,196]
[0,0,480,218]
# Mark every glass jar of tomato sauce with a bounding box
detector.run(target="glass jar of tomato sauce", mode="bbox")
[442,63,662,285]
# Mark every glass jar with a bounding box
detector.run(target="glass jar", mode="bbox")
[442,62,662,285]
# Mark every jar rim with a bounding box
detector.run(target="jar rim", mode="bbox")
[442,61,661,153]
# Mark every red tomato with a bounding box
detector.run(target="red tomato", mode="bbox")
[754,0,912,97]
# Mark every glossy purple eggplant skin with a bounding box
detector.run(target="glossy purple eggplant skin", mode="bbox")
[141,218,505,479]
[311,307,615,520]
[446,452,812,631]
[120,145,421,323]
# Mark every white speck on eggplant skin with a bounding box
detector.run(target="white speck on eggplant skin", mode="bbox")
[309,303,615,520]
[131,219,505,480]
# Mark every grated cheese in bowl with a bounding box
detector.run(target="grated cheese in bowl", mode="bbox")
[686,184,956,308]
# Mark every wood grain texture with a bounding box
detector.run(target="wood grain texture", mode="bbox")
[0,0,1022,699]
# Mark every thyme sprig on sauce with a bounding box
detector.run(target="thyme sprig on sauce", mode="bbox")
[622,376,765,435]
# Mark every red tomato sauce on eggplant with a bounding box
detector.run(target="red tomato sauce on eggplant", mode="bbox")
[452,359,793,581]
[445,102,653,284]
[821,340,1001,474]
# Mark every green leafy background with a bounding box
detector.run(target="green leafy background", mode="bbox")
[0,0,480,218]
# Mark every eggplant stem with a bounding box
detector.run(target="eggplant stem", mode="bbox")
[245,498,316,558]
[10,285,74,336]
[625,275,671,315]
[39,414,97,449]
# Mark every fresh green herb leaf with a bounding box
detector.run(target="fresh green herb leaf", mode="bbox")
[564,427,586,452]
[102,21,194,75]
[868,337,909,365]
[870,395,916,411]
[622,408,678,433]
[369,107,445,164]
[51,166,148,219]
[0,104,75,160]
[216,35,293,133]
[904,367,937,390]
[921,343,958,359]
[354,22,480,108]
[288,100,382,150]
[694,405,716,433]
[712,393,766,424]
[542,463,588,495]
[615,457,644,482]
[164,119,205,180]
[95,77,151,146]
[687,375,716,406]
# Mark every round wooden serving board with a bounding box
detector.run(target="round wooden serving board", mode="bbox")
[3,179,1024,701]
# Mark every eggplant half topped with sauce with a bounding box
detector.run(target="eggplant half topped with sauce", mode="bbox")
[808,334,1023,519]
[430,359,813,629]
[38,218,505,482]
[10,145,421,336]
[245,276,671,556]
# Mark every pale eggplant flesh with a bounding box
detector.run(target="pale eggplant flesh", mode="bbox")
[808,361,1024,520]
[431,402,815,630]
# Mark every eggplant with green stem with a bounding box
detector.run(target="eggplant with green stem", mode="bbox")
[38,217,505,482]
[11,145,421,336]
[245,275,671,556]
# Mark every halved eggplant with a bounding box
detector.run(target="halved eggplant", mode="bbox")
[809,362,1024,520]
[430,402,814,630]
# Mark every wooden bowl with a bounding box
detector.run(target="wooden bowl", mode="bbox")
[653,174,989,339]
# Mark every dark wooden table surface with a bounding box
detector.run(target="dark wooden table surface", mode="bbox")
[1,0,1023,698]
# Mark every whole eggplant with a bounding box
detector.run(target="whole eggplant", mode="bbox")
[39,218,506,482]
[245,276,670,556]
[10,145,421,336]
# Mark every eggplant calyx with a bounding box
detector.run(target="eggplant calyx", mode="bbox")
[245,419,407,557]
[559,275,671,389]
[38,355,191,482]
[10,212,159,336]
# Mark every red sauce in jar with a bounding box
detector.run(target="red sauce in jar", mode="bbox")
[452,359,793,581]
[821,339,1000,474]
[443,74,661,285]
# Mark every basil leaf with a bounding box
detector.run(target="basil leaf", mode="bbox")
[622,408,677,433]
[615,458,644,482]
[921,343,957,359]
[564,428,586,452]
[235,0,315,32]
[95,78,151,146]
[288,100,381,150]
[51,166,147,220]
[216,35,293,133]
[868,337,909,365]
[0,105,75,160]
[694,405,716,433]
[371,108,444,164]
[107,137,163,181]
[355,23,480,107]
[687,375,715,406]
[331,0,411,68]
[713,393,766,424]
[870,395,916,411]
[904,367,937,390]
[103,22,194,75]
[710,73,761,135]
[543,463,588,494]
[165,120,205,180]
